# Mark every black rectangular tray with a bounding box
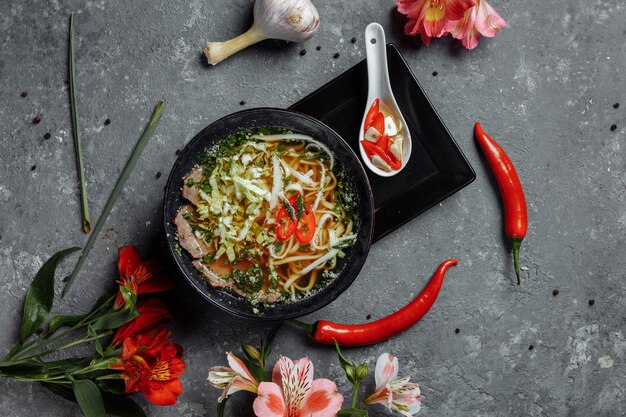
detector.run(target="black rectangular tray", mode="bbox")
[290,44,475,242]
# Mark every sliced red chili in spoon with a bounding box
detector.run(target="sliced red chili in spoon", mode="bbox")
[364,98,380,133]
[360,140,401,170]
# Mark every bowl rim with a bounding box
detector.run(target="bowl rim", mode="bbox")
[163,107,375,320]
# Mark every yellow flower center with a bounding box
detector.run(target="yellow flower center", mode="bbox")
[426,0,445,21]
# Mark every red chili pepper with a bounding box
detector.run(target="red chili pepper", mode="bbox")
[360,140,401,170]
[275,206,296,241]
[292,259,457,346]
[369,112,385,134]
[295,201,316,245]
[376,133,390,152]
[474,122,528,285]
[364,98,379,133]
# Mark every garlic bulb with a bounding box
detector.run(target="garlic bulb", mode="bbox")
[204,0,320,65]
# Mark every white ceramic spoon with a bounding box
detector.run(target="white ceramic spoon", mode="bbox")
[358,22,412,177]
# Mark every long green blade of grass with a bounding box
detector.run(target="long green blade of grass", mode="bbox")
[69,13,91,234]
[62,101,165,297]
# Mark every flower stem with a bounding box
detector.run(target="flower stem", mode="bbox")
[62,101,165,297]
[69,12,91,234]
[17,331,113,362]
[12,296,114,361]
[351,381,360,409]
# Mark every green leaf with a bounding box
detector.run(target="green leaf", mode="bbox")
[42,357,91,374]
[20,247,80,341]
[337,408,369,417]
[72,379,106,417]
[62,100,165,297]
[261,325,281,362]
[3,342,23,361]
[43,383,147,417]
[48,314,86,334]
[69,12,91,234]
[0,360,46,377]
[217,397,229,417]
[91,307,138,331]
[334,340,357,384]
[97,379,126,395]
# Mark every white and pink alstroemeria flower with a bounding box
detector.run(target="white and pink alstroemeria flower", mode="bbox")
[396,0,475,45]
[363,353,421,416]
[445,0,506,49]
[253,356,343,417]
[208,352,259,402]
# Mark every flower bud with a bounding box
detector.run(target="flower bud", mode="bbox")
[345,364,356,383]
[356,363,369,381]
[242,344,262,362]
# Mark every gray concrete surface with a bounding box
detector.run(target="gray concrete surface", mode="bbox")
[1,0,625,416]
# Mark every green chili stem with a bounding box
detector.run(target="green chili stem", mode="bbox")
[512,238,523,285]
[69,13,91,234]
[62,101,165,297]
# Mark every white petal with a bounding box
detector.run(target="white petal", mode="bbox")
[374,353,399,388]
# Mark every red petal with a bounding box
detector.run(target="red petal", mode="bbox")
[112,299,170,346]
[118,246,143,278]
[141,378,183,406]
[136,273,175,295]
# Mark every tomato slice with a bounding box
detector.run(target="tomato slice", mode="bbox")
[364,98,380,133]
[295,201,316,245]
[275,206,296,241]
[360,140,402,170]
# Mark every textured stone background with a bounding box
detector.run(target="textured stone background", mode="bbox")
[1,0,625,416]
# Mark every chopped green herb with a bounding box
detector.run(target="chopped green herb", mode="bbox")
[274,241,284,253]
[173,241,182,256]
[298,244,311,252]
[182,211,192,221]
[283,176,292,187]
[186,178,195,187]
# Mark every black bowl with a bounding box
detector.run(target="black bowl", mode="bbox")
[163,108,374,320]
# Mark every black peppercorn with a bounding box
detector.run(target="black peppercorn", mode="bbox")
[156,172,162,179]
[333,52,340,59]
[589,299,595,306]
[610,124,617,131]
[351,37,357,43]
[613,102,620,109]
[104,118,111,125]
[30,165,36,171]
[21,91,28,97]
[240,100,247,105]
[552,288,559,296]
[366,314,372,320]
[316,45,321,51]
[175,149,181,156]
[33,116,41,124]
[455,328,460,334]
[432,71,438,76]
[299,49,306,56]
[44,132,51,140]
[528,345,534,350]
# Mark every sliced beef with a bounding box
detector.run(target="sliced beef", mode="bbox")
[174,205,210,259]
[182,166,203,205]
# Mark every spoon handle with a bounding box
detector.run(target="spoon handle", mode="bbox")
[365,23,391,101]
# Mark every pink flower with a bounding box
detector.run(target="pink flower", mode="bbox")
[363,353,421,416]
[208,352,259,402]
[396,0,474,45]
[445,0,506,49]
[253,356,343,417]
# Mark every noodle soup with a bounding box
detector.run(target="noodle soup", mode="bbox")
[173,128,359,305]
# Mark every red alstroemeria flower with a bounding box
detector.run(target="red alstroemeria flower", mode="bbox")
[111,299,170,347]
[114,246,175,310]
[110,326,186,406]
[445,0,506,49]
[396,0,474,45]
